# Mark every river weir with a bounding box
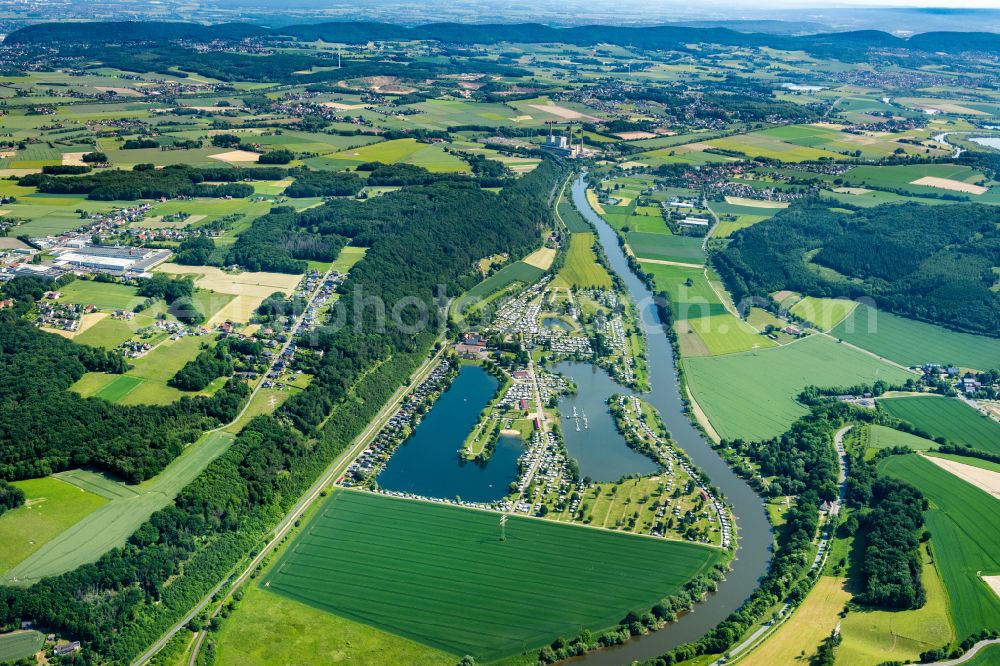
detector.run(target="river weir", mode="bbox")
[568,175,772,664]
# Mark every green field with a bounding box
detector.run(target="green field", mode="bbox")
[966,643,1000,664]
[2,431,234,585]
[838,543,955,664]
[553,232,613,289]
[880,395,1000,454]
[831,304,1000,371]
[879,454,1000,638]
[626,232,705,264]
[464,261,545,304]
[265,489,722,661]
[684,335,913,441]
[331,138,467,172]
[788,296,857,331]
[0,630,45,662]
[705,131,846,162]
[680,312,774,357]
[0,478,107,575]
[867,424,936,451]
[641,262,728,320]
[214,585,456,666]
[331,246,368,273]
[558,200,592,233]
[57,279,141,310]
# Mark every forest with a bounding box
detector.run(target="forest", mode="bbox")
[0,159,566,662]
[713,201,1000,336]
[0,283,250,484]
[18,165,283,201]
[854,476,927,609]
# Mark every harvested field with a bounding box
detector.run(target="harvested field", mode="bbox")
[614,131,658,140]
[722,196,789,208]
[0,237,29,249]
[321,102,365,110]
[61,152,88,166]
[528,103,599,121]
[209,150,261,163]
[925,454,1000,500]
[522,246,556,270]
[984,575,1000,601]
[909,176,987,194]
[157,264,300,325]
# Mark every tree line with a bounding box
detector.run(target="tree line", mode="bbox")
[713,201,1000,337]
[0,158,566,662]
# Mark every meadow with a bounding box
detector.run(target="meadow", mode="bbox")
[787,296,857,331]
[866,424,936,451]
[265,489,722,662]
[880,395,1000,454]
[553,232,613,289]
[0,477,107,575]
[879,454,1000,638]
[213,585,456,666]
[1,431,234,585]
[838,542,955,664]
[831,303,1000,371]
[0,631,45,662]
[683,335,913,441]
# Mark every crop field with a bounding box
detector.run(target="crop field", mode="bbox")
[705,131,846,161]
[464,261,545,304]
[626,232,705,265]
[265,489,722,661]
[928,452,1000,474]
[331,138,467,172]
[641,263,728,320]
[880,454,1000,637]
[840,164,988,198]
[1,432,234,585]
[831,304,1000,371]
[683,335,912,441]
[213,585,456,666]
[787,296,857,331]
[866,424,936,451]
[553,232,613,289]
[0,631,45,662]
[557,200,591,233]
[0,478,107,575]
[157,263,298,325]
[880,395,1000,454]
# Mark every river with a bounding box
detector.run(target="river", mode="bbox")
[569,175,772,664]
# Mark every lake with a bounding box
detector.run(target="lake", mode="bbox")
[551,360,659,481]
[970,136,1000,150]
[376,365,523,503]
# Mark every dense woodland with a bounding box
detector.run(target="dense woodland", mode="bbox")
[713,201,1000,336]
[18,166,285,201]
[0,286,250,484]
[0,158,565,662]
[8,20,997,60]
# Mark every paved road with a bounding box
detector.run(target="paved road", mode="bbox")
[927,639,1000,665]
[716,425,851,664]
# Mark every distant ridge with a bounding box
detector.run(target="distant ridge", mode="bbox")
[5,20,999,57]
